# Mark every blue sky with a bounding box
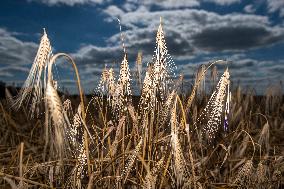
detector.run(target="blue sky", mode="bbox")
[0,0,284,94]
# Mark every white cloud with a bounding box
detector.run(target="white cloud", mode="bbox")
[143,0,200,8]
[244,4,255,14]
[203,0,240,6]
[122,0,200,10]
[103,0,239,11]
[103,5,125,21]
[266,0,284,13]
[265,0,284,17]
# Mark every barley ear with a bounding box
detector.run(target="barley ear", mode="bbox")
[143,156,165,189]
[120,137,143,184]
[256,161,266,185]
[170,97,191,187]
[14,28,52,117]
[46,80,69,161]
[234,160,254,188]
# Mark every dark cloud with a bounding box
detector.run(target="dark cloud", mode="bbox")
[0,28,38,85]
[192,25,284,51]
[123,28,194,59]
[73,27,194,69]
[103,7,284,57]
[0,28,37,66]
[268,64,284,74]
[73,45,122,66]
[179,56,284,94]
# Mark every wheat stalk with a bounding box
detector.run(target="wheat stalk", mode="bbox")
[135,51,143,91]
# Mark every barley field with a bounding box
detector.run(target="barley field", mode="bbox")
[0,21,283,189]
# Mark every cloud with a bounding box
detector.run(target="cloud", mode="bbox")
[141,0,200,9]
[73,45,122,65]
[27,0,105,6]
[179,56,284,93]
[74,6,284,92]
[0,66,30,80]
[269,65,284,74]
[266,0,284,17]
[192,25,284,51]
[1,2,283,94]
[108,28,194,59]
[72,24,194,65]
[0,28,38,84]
[121,0,238,10]
[104,8,284,54]
[0,28,37,66]
[0,66,30,73]
[0,27,118,91]
[203,0,240,6]
[0,72,13,77]
[103,5,125,19]
[121,0,200,10]
[244,4,256,14]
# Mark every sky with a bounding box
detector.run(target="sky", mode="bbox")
[0,0,284,94]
